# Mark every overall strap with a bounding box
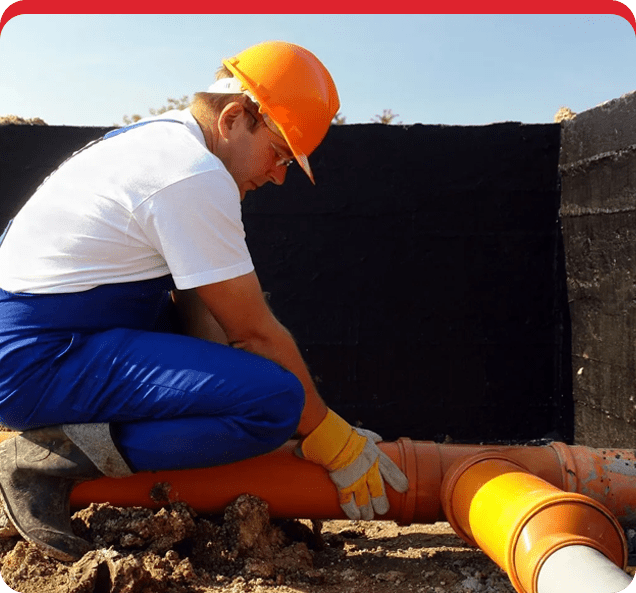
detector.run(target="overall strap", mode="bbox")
[0,220,12,248]
[74,118,186,158]
[103,118,184,140]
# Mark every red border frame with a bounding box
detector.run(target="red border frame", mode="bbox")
[1,1,635,37]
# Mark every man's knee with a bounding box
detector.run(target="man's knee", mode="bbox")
[260,370,305,446]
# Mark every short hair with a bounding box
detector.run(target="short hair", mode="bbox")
[215,64,233,81]
[190,65,262,132]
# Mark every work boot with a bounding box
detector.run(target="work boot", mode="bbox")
[0,423,132,562]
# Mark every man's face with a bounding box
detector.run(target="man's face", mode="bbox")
[220,106,293,201]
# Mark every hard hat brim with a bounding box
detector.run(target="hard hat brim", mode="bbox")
[278,132,315,185]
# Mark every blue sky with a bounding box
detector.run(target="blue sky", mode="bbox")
[0,13,634,127]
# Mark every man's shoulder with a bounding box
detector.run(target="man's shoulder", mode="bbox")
[109,111,225,181]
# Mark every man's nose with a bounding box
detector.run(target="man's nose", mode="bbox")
[269,163,287,186]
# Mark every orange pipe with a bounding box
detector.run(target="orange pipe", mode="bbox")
[440,451,627,593]
[70,439,446,522]
[0,432,634,526]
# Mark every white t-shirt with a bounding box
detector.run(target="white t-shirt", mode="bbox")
[0,109,254,294]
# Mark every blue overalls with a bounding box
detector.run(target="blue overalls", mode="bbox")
[0,121,304,472]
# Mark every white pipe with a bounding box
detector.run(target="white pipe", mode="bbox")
[537,545,632,593]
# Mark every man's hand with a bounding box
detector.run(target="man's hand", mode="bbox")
[298,409,409,520]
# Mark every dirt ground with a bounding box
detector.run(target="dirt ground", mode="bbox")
[0,494,512,593]
[1,492,633,593]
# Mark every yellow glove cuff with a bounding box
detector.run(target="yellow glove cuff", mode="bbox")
[301,409,358,467]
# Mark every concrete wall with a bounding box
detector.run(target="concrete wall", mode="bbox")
[0,120,567,444]
[560,91,636,447]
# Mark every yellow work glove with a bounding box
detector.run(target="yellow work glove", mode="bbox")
[298,409,409,520]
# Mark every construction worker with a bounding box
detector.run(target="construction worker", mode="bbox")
[0,41,408,562]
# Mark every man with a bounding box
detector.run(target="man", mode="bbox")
[0,41,408,562]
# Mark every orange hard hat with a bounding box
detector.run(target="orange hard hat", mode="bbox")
[222,40,340,184]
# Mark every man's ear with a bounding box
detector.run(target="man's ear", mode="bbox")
[217,102,245,140]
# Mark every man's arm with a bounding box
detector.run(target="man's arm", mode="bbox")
[171,288,229,345]
[193,271,408,520]
[194,271,328,436]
